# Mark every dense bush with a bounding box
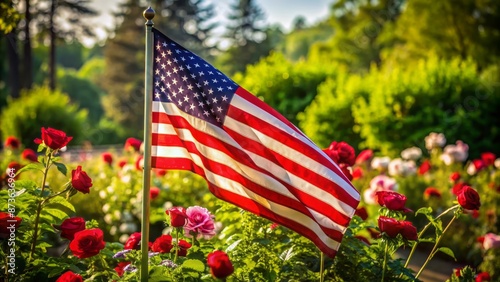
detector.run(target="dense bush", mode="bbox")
[234,52,338,125]
[301,57,500,157]
[298,72,368,149]
[0,86,88,148]
[353,57,500,157]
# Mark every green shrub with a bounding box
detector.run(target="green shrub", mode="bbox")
[352,57,500,157]
[235,52,338,125]
[0,86,88,148]
[298,72,368,149]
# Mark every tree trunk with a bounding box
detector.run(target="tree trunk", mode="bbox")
[49,0,56,90]
[6,32,20,99]
[23,0,33,90]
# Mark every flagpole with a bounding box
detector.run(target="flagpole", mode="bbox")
[141,6,155,282]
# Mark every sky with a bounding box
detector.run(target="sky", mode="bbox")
[85,0,333,46]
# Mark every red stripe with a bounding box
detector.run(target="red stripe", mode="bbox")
[152,110,353,226]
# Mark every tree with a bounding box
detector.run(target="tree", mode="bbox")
[308,0,404,72]
[225,0,266,47]
[391,0,500,69]
[215,0,281,75]
[37,0,98,90]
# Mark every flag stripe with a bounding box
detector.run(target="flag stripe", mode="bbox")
[152,107,351,232]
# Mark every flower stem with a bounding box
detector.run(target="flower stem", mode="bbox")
[173,228,179,263]
[29,150,53,261]
[319,251,325,282]
[415,215,457,279]
[403,205,458,268]
[381,240,389,282]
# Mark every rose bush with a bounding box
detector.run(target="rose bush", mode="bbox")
[1,130,497,281]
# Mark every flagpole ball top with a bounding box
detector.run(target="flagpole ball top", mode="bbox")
[143,6,155,20]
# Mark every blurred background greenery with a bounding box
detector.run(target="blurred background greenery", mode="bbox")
[1,0,499,158]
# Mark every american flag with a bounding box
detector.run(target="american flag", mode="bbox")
[150,28,360,257]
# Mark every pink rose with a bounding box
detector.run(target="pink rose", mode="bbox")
[184,206,216,239]
[482,233,500,250]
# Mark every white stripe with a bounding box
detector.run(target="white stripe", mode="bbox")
[153,144,342,251]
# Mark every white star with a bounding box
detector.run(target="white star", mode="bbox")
[189,104,195,110]
[172,78,178,85]
[208,89,214,95]
[160,86,165,92]
[173,67,178,73]
[177,100,183,106]
[203,110,209,116]
[155,81,160,87]
[212,79,218,83]
[186,65,191,70]
[160,75,165,81]
[161,63,166,69]
[155,92,161,99]
[198,101,204,107]
[161,52,166,58]
[187,84,194,90]
[217,106,223,112]
[199,71,204,76]
[203,80,209,85]
[212,97,218,103]
[222,95,228,101]
[166,71,172,77]
[166,60,172,66]
[167,50,172,55]
[166,82,171,89]
[182,76,188,82]
[194,63,200,68]
[162,42,167,47]
[173,58,178,63]
[217,87,223,92]
[178,87,184,93]
[183,96,189,102]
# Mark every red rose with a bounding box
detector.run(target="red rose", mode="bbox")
[4,136,20,149]
[423,187,441,199]
[114,262,131,277]
[481,152,496,167]
[55,271,83,282]
[60,217,86,241]
[21,148,38,162]
[399,220,418,240]
[0,212,22,238]
[457,186,481,210]
[151,235,173,253]
[355,149,373,165]
[449,172,461,183]
[124,137,142,152]
[124,232,142,250]
[69,228,106,258]
[167,207,187,227]
[375,191,411,212]
[118,159,127,168]
[454,267,463,277]
[378,216,401,238]
[354,207,368,221]
[352,167,363,179]
[418,160,431,175]
[323,141,356,166]
[476,272,491,282]
[207,250,234,279]
[472,159,486,172]
[34,127,73,150]
[150,187,160,200]
[71,166,92,194]
[101,152,113,165]
[452,182,468,196]
[177,239,192,256]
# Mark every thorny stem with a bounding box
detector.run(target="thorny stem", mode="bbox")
[403,205,459,268]
[29,150,53,261]
[415,215,457,279]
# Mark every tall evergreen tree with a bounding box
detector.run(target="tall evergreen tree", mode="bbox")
[225,0,266,47]
[215,0,280,75]
[35,0,98,90]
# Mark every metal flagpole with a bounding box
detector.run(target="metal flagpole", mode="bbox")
[141,6,155,282]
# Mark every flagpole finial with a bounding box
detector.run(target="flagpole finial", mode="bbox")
[143,6,155,22]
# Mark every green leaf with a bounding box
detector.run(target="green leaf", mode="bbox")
[415,207,433,216]
[16,162,45,175]
[38,155,45,164]
[181,259,205,272]
[45,196,76,215]
[37,144,45,152]
[437,247,456,261]
[53,161,67,176]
